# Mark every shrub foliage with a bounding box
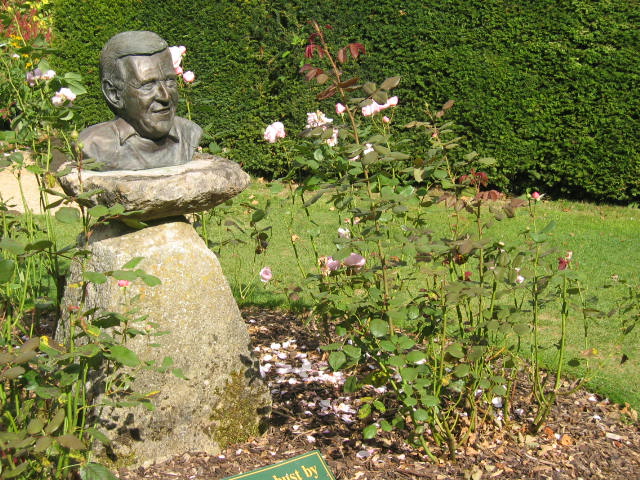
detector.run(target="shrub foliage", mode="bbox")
[51,0,639,202]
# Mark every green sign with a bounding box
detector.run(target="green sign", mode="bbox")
[222,450,335,480]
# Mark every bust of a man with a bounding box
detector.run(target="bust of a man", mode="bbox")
[79,31,202,171]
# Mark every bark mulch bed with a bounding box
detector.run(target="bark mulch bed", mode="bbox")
[117,308,640,480]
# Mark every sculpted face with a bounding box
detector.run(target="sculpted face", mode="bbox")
[118,49,178,140]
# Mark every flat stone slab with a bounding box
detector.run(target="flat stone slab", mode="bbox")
[57,154,250,220]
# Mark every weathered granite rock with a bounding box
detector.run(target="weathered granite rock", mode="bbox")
[57,219,271,467]
[57,154,249,220]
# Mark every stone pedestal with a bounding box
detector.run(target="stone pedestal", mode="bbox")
[58,220,270,466]
[56,158,270,467]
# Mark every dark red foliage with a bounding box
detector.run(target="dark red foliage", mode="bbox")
[348,42,366,60]
[304,44,324,59]
[475,190,504,201]
[458,169,489,188]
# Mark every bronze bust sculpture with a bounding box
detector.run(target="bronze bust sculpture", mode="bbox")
[79,31,202,171]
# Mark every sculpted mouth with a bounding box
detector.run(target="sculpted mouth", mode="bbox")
[150,108,174,120]
[150,101,174,113]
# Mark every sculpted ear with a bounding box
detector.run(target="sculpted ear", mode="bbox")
[102,79,123,110]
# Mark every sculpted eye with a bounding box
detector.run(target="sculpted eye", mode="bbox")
[138,82,155,92]
[133,79,176,92]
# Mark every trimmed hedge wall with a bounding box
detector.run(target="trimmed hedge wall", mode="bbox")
[51,0,640,203]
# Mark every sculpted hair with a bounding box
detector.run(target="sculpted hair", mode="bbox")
[100,31,168,81]
[100,31,168,112]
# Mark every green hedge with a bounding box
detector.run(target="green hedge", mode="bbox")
[51,0,640,202]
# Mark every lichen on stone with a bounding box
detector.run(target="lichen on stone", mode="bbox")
[206,369,271,447]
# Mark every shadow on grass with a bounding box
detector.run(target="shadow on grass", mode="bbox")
[230,285,312,314]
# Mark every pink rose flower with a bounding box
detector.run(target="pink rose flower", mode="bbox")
[327,257,340,271]
[319,256,341,276]
[169,45,186,70]
[306,111,333,128]
[362,101,382,117]
[531,191,544,201]
[263,122,286,143]
[51,94,65,107]
[182,71,195,83]
[343,253,366,270]
[60,88,76,101]
[362,97,398,117]
[26,68,42,86]
[337,227,350,238]
[51,87,76,106]
[117,279,132,288]
[558,251,573,271]
[260,266,273,282]
[325,128,339,147]
[385,96,398,107]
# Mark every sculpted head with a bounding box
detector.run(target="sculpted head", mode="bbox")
[100,31,178,140]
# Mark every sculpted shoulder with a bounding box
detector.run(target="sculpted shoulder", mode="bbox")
[79,120,118,142]
[173,116,203,148]
[78,120,120,162]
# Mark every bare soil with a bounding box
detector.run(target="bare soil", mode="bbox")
[115,308,640,480]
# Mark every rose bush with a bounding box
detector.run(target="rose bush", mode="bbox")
[260,21,601,459]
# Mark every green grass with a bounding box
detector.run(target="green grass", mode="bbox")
[208,181,640,410]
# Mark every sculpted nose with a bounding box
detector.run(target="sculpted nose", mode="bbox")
[155,81,170,103]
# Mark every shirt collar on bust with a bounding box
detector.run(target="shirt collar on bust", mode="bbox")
[114,117,180,145]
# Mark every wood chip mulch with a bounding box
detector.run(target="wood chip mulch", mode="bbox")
[117,308,640,480]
